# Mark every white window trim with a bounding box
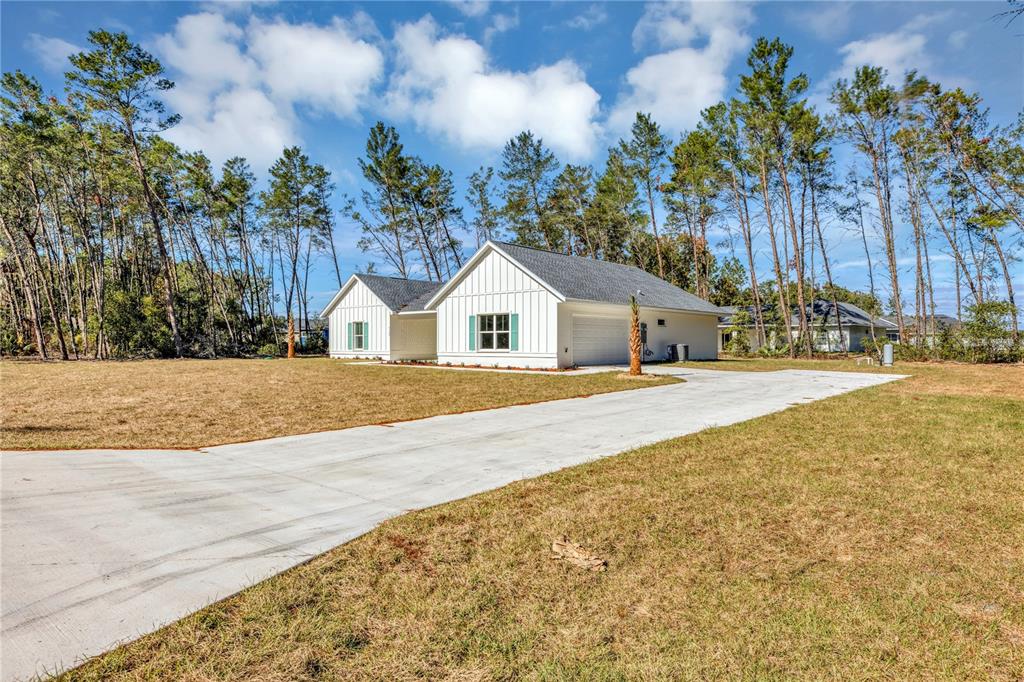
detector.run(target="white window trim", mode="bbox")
[353,321,365,350]
[477,312,511,352]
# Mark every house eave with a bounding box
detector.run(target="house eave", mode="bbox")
[564,298,725,317]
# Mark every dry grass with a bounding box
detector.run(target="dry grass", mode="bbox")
[0,358,677,450]
[677,356,1024,399]
[57,361,1024,681]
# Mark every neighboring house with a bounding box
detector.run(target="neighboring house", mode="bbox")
[880,314,960,345]
[320,274,441,361]
[321,241,724,368]
[719,299,897,353]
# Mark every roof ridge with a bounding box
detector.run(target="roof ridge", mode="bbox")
[495,240,648,274]
[357,272,439,284]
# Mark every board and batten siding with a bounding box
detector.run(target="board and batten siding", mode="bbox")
[435,249,560,368]
[328,279,392,358]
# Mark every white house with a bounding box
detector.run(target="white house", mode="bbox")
[320,274,440,361]
[322,241,724,369]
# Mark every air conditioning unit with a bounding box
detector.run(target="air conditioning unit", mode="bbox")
[666,343,690,361]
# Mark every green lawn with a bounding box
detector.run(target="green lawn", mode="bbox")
[56,360,1024,680]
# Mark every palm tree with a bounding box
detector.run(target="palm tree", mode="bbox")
[629,295,642,375]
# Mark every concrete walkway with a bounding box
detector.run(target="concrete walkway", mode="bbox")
[1,367,903,681]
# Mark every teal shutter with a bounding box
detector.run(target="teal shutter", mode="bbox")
[468,315,476,351]
[510,313,519,351]
[347,322,353,350]
[364,321,369,350]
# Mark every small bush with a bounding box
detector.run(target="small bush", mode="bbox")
[258,342,280,357]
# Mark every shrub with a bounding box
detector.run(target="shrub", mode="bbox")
[961,301,1019,363]
[258,342,280,357]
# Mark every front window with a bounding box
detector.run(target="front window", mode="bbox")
[479,313,510,350]
[353,321,365,350]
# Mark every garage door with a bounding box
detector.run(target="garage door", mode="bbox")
[572,315,629,366]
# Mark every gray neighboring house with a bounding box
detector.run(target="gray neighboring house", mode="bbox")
[880,314,960,345]
[719,299,897,353]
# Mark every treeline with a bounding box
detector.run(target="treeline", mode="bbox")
[1,31,1021,361]
[1,32,343,359]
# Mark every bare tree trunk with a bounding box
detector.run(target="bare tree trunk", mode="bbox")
[757,161,794,354]
[0,214,47,359]
[126,130,183,356]
[644,181,665,279]
[777,160,812,357]
[851,174,878,349]
[729,167,765,347]
[866,150,905,341]
[809,172,846,353]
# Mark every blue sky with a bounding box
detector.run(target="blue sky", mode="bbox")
[2,0,1022,316]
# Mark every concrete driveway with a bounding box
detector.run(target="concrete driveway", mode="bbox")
[1,367,902,680]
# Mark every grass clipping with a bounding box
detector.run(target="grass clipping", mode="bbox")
[550,535,607,571]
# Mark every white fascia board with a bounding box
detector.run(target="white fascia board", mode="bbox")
[318,274,361,318]
[319,274,398,318]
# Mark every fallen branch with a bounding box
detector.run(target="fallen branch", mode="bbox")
[550,535,607,571]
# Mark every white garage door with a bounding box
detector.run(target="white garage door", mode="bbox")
[572,315,630,366]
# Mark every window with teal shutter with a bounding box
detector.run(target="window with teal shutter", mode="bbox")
[468,315,476,351]
[353,321,365,350]
[510,313,519,351]
[364,321,369,349]
[347,321,353,350]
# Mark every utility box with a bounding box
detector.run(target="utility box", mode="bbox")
[882,343,894,367]
[667,343,689,362]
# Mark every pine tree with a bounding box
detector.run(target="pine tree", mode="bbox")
[499,131,559,250]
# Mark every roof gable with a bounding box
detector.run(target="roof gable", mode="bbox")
[320,274,443,317]
[423,242,565,310]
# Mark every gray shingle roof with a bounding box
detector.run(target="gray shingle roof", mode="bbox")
[881,313,959,330]
[495,242,724,314]
[720,300,896,329]
[794,300,894,328]
[358,274,443,313]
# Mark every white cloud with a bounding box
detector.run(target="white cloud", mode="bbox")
[828,11,964,87]
[448,0,489,18]
[168,88,294,168]
[198,0,276,15]
[567,4,608,31]
[153,11,383,169]
[25,33,81,73]
[610,1,752,134]
[948,30,969,50]
[386,16,601,159]
[833,29,930,83]
[483,11,519,44]
[248,17,383,115]
[790,2,852,41]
